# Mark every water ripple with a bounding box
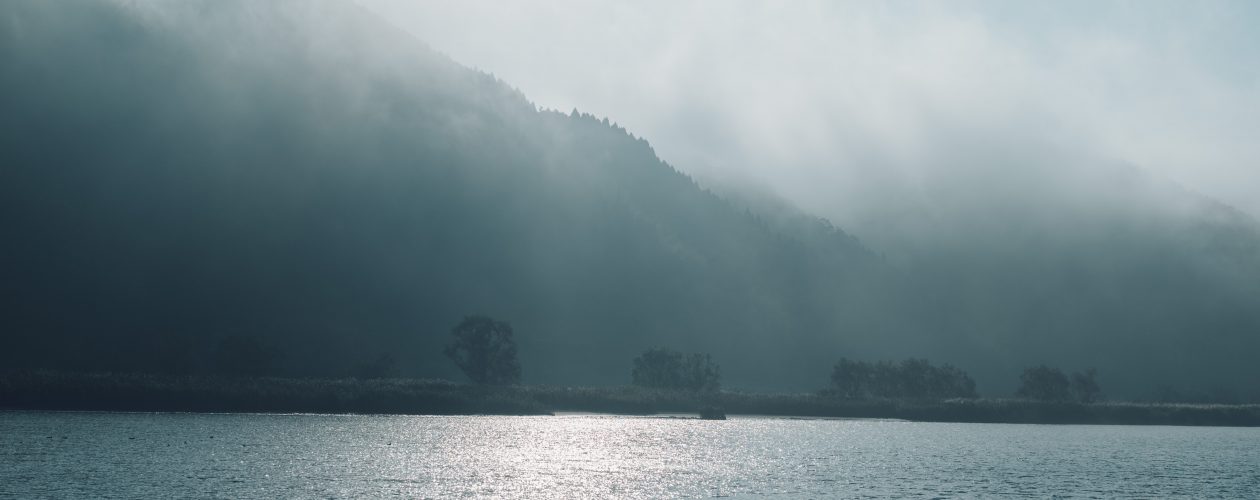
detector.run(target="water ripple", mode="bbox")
[1,412,1257,498]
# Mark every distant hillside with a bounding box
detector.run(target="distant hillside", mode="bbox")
[0,0,877,388]
[816,145,1260,398]
[1,0,1257,399]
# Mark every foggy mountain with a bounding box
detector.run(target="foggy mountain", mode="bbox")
[2,0,1257,398]
[0,0,877,388]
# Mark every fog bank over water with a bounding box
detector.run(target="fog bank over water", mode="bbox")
[358,0,1260,228]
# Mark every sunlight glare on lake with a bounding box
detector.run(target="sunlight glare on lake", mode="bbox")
[4,412,1257,498]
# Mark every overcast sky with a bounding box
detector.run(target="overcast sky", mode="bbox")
[355,0,1260,220]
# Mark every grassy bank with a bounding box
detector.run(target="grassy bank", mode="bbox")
[3,371,1257,426]
[0,371,550,416]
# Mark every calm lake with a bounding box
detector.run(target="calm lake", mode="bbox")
[1,411,1257,498]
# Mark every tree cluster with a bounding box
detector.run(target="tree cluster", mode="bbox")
[829,358,977,400]
[631,348,721,392]
[444,316,521,385]
[1016,365,1100,403]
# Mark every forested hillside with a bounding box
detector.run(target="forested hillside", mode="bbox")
[0,0,876,388]
[1,0,1257,398]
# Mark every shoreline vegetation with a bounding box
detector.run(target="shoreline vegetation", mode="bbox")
[3,371,1258,427]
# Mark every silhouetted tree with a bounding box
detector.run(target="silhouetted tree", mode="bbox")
[631,348,720,392]
[1016,365,1072,401]
[631,348,682,389]
[444,316,521,385]
[830,358,873,398]
[1017,365,1102,402]
[1070,368,1100,403]
[681,352,722,392]
[830,357,976,399]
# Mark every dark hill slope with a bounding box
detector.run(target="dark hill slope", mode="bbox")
[0,0,876,387]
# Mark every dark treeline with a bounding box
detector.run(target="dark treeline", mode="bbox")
[3,316,1255,426]
[5,371,1259,427]
[829,358,977,400]
[631,348,721,393]
[1017,365,1100,403]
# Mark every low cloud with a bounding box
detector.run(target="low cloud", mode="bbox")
[356,0,1260,227]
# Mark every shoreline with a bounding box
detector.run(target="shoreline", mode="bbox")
[3,371,1257,427]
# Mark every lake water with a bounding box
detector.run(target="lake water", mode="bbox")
[1,411,1257,498]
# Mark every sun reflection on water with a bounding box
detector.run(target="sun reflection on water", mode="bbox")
[2,412,1257,498]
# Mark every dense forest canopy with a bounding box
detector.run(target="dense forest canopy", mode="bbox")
[1,0,1257,400]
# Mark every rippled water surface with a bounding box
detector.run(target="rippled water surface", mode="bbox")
[2,411,1257,498]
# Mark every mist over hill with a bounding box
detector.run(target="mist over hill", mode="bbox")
[822,146,1260,397]
[0,0,879,389]
[1,0,1257,399]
